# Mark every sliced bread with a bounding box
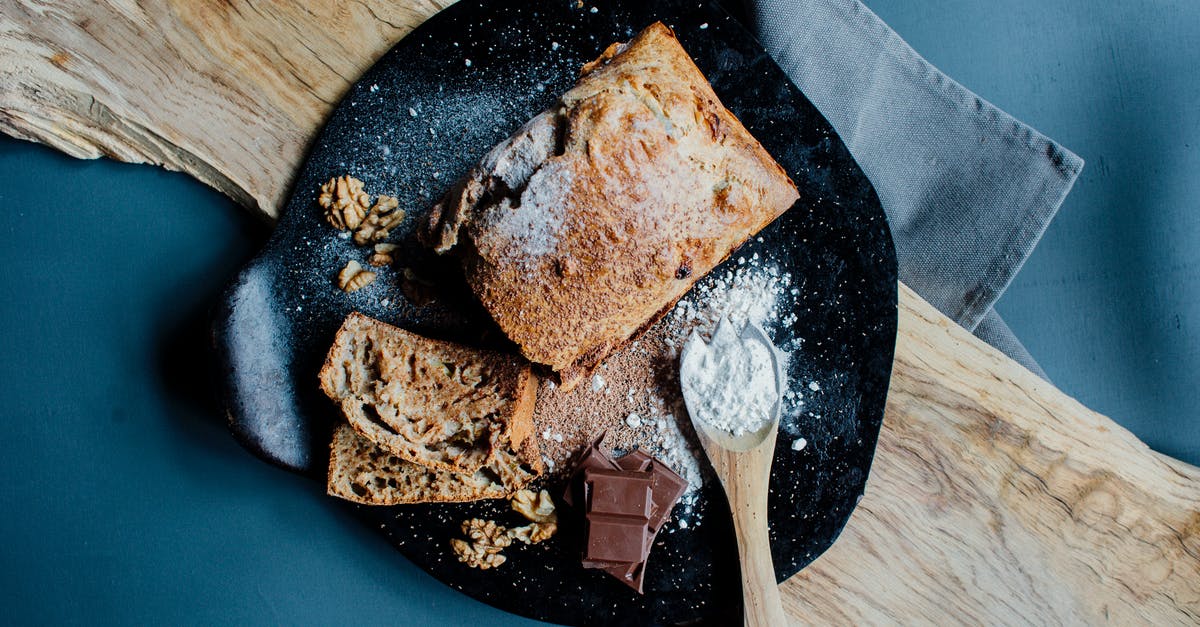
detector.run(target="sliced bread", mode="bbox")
[319,312,537,474]
[327,423,543,505]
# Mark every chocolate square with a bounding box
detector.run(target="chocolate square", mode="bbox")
[585,468,653,517]
[646,460,688,532]
[562,438,618,507]
[584,513,649,563]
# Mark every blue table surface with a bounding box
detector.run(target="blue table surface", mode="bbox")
[1,1,1196,624]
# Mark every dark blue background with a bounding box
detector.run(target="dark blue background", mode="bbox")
[1,0,1196,623]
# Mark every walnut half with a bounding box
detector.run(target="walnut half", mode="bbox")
[317,175,405,245]
[511,489,558,524]
[318,175,371,231]
[508,522,557,545]
[450,538,507,570]
[368,243,398,267]
[462,518,512,549]
[353,195,405,245]
[336,260,375,292]
[452,518,513,570]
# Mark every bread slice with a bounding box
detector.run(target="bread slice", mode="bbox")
[328,423,543,505]
[319,312,537,474]
[424,22,799,390]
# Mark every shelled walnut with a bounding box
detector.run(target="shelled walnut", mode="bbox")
[353,195,404,245]
[462,518,513,549]
[368,243,398,267]
[336,260,375,292]
[318,175,371,230]
[450,538,507,570]
[451,518,513,570]
[317,175,405,244]
[507,521,557,545]
[511,489,557,524]
[507,490,558,545]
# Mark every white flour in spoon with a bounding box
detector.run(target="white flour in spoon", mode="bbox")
[680,321,777,436]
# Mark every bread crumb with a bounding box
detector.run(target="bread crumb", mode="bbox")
[791,438,807,451]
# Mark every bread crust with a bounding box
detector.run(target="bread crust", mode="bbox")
[426,23,799,390]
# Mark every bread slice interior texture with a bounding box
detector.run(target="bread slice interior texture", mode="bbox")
[327,423,542,505]
[319,312,537,474]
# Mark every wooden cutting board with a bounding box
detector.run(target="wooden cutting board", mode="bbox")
[2,1,1196,623]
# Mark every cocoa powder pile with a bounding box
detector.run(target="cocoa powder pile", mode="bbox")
[530,322,702,491]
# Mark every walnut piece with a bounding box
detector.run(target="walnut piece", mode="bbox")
[318,176,371,230]
[336,260,376,292]
[507,522,558,545]
[462,518,512,549]
[450,538,507,570]
[368,243,398,267]
[511,489,558,524]
[451,518,514,570]
[317,176,405,245]
[353,195,404,245]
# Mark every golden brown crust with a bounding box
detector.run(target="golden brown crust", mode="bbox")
[427,22,799,390]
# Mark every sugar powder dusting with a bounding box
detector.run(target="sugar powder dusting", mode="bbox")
[531,257,793,525]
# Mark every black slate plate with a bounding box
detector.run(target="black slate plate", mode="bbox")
[215,0,897,624]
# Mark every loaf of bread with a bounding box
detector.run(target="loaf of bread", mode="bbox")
[327,423,542,505]
[319,312,538,475]
[425,22,799,389]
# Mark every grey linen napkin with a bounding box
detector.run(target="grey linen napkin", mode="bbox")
[742,0,1083,377]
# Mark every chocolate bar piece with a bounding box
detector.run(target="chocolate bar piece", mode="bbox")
[645,460,688,533]
[585,468,653,517]
[564,439,689,595]
[614,449,653,472]
[600,556,647,594]
[584,513,649,563]
[562,437,619,507]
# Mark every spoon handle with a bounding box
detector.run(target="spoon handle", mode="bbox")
[719,438,789,627]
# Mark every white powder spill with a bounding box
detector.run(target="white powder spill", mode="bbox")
[669,262,794,343]
[650,411,705,509]
[224,267,306,468]
[482,164,573,258]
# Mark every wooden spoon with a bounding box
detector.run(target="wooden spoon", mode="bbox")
[680,321,789,627]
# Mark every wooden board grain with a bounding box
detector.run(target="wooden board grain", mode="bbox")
[2,2,1197,623]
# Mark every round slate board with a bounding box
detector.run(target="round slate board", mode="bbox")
[215,0,898,624]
